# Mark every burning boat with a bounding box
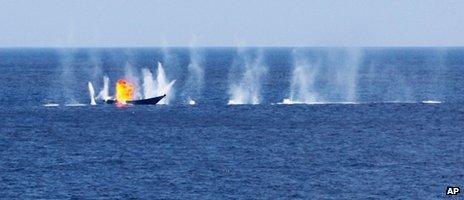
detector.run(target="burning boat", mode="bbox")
[103,95,166,105]
[89,79,167,106]
[106,79,166,105]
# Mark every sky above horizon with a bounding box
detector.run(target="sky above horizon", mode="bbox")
[0,0,463,47]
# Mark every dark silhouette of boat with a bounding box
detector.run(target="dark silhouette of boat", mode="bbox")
[104,94,166,105]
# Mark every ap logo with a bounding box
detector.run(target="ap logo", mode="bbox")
[446,186,460,196]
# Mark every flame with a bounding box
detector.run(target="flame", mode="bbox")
[115,79,135,103]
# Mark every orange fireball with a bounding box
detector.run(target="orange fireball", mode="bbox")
[115,79,134,103]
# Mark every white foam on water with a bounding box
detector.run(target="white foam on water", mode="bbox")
[380,101,418,104]
[227,101,245,105]
[44,103,59,107]
[227,99,246,105]
[65,103,87,107]
[188,99,196,105]
[279,99,360,105]
[276,99,439,105]
[422,100,442,104]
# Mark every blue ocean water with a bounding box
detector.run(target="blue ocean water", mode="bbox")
[1,47,463,199]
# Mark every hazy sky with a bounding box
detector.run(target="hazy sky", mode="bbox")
[0,0,463,47]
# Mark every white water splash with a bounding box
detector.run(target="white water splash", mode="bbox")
[65,103,87,107]
[59,50,77,103]
[228,50,267,105]
[97,76,110,100]
[88,49,103,85]
[44,103,59,107]
[142,68,156,98]
[422,100,442,104]
[283,49,362,104]
[142,62,176,104]
[184,47,204,104]
[280,99,359,105]
[188,99,196,105]
[334,49,361,102]
[284,50,319,104]
[88,82,97,105]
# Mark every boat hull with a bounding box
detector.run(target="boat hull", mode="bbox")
[104,95,166,105]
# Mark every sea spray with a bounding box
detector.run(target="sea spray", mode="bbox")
[183,47,204,104]
[88,82,97,105]
[97,76,110,100]
[88,49,103,83]
[124,62,142,99]
[160,45,179,104]
[334,48,362,102]
[364,51,413,102]
[228,49,267,105]
[142,68,156,98]
[426,48,447,101]
[59,49,77,103]
[283,49,319,104]
[161,45,179,78]
[156,62,176,104]
[53,28,79,104]
[283,48,362,104]
[188,100,196,105]
[141,62,176,104]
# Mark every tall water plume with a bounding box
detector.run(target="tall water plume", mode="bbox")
[333,48,362,102]
[86,50,103,103]
[58,49,77,103]
[159,44,179,103]
[142,68,156,98]
[88,49,103,82]
[228,49,267,105]
[88,82,97,105]
[283,49,320,104]
[97,75,110,100]
[141,62,176,104]
[283,48,362,104]
[183,47,204,104]
[427,48,447,100]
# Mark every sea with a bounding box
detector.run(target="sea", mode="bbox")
[1,47,463,199]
